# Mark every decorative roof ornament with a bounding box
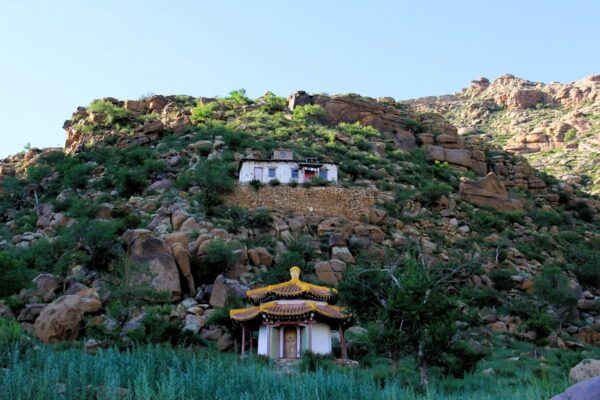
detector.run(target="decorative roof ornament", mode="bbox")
[245,267,338,305]
[230,267,352,328]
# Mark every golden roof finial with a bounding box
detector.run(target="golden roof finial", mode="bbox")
[290,266,301,280]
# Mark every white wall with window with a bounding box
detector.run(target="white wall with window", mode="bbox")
[239,160,338,184]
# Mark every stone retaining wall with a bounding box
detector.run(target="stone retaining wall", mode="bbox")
[225,185,377,222]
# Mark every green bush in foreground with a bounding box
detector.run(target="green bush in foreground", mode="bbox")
[0,343,570,400]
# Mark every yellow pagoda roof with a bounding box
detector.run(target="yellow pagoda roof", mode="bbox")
[230,300,351,324]
[245,266,338,304]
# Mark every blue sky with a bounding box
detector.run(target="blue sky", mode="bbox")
[1,0,599,158]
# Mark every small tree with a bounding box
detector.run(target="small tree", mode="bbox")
[199,239,238,282]
[534,265,578,330]
[340,249,478,388]
[195,160,236,207]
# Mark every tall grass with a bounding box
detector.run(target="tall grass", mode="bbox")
[0,343,566,400]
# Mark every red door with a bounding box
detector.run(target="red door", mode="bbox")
[304,170,316,182]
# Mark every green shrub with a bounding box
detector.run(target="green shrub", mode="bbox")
[260,92,286,112]
[0,253,35,298]
[249,179,263,191]
[461,287,503,307]
[564,238,600,287]
[573,261,600,288]
[61,162,94,189]
[293,104,326,122]
[12,209,37,234]
[26,164,52,186]
[250,209,273,229]
[535,266,578,312]
[59,196,101,219]
[530,209,564,227]
[200,239,238,278]
[176,160,236,208]
[523,312,554,340]
[470,210,506,233]
[286,235,316,262]
[420,181,453,203]
[268,178,280,186]
[506,298,537,319]
[563,128,577,142]
[190,101,218,123]
[404,118,425,133]
[304,177,330,187]
[502,210,525,224]
[114,167,148,196]
[224,89,252,106]
[299,351,334,372]
[574,200,595,222]
[205,295,246,333]
[338,122,380,138]
[0,317,28,355]
[489,269,515,291]
[88,100,129,125]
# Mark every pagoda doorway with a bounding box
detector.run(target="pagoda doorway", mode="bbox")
[284,326,297,358]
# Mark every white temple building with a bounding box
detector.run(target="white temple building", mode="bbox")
[238,149,338,184]
[230,267,351,359]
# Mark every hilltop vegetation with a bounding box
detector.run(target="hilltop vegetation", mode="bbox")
[0,85,599,398]
[405,74,600,194]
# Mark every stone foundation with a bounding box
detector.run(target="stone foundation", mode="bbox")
[225,185,377,222]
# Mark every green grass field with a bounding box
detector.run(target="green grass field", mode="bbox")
[0,341,576,400]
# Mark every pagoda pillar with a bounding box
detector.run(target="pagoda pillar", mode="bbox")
[241,325,246,356]
[309,322,313,352]
[266,323,271,358]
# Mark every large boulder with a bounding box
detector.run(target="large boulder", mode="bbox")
[165,232,196,297]
[353,224,384,243]
[247,247,273,267]
[551,376,600,400]
[31,273,60,296]
[17,304,46,322]
[314,261,338,286]
[123,229,182,299]
[575,327,600,346]
[33,295,84,343]
[459,172,523,212]
[209,275,247,308]
[332,247,356,264]
[570,360,600,384]
[317,217,353,239]
[368,208,387,225]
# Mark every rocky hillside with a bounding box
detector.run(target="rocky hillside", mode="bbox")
[404,74,600,194]
[0,86,599,365]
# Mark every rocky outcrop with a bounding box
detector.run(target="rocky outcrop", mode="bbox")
[165,232,195,297]
[288,91,489,175]
[122,229,182,299]
[247,247,273,267]
[403,74,600,193]
[289,91,418,150]
[209,275,247,308]
[569,359,600,384]
[575,326,600,346]
[551,376,600,400]
[34,295,85,343]
[459,173,523,212]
